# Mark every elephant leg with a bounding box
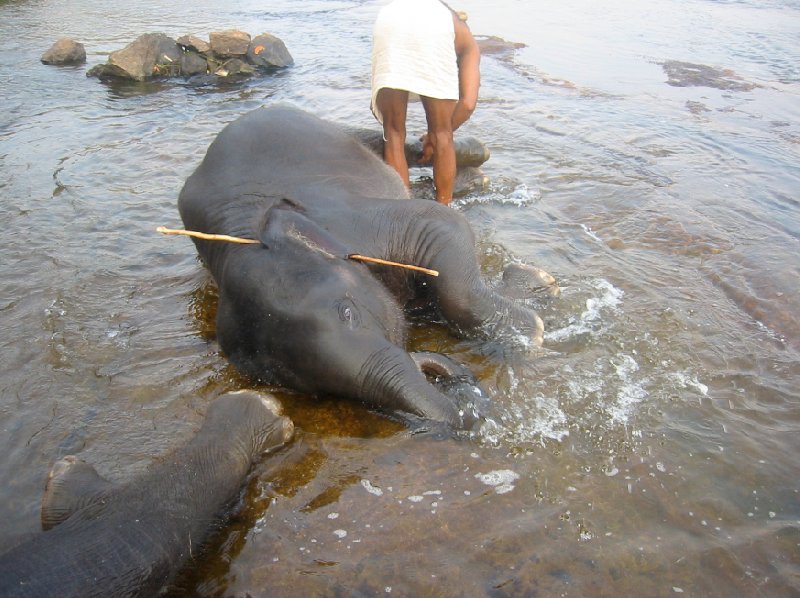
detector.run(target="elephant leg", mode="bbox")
[499,263,560,300]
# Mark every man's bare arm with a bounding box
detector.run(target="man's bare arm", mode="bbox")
[452,14,480,131]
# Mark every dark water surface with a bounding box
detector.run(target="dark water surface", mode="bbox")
[1,0,798,595]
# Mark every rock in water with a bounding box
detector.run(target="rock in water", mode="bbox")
[247,33,294,68]
[88,32,181,81]
[209,30,251,58]
[41,38,86,65]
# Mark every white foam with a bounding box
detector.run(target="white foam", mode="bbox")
[460,182,541,207]
[580,223,603,243]
[608,354,648,424]
[360,479,383,496]
[475,469,521,494]
[546,278,623,342]
[669,371,709,396]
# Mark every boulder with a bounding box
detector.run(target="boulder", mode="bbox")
[349,127,490,168]
[176,35,210,54]
[88,33,181,81]
[209,30,251,58]
[181,51,208,76]
[41,38,86,65]
[247,33,294,68]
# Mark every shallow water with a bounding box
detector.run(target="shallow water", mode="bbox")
[1,0,798,595]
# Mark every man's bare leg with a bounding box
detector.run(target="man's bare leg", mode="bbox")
[376,87,410,188]
[421,96,458,204]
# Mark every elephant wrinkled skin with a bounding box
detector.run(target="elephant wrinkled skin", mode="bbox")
[178,104,550,429]
[0,391,293,598]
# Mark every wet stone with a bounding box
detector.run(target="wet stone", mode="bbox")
[661,61,758,91]
[209,29,251,58]
[41,38,86,65]
[181,51,209,76]
[177,34,210,54]
[214,58,254,78]
[247,33,294,68]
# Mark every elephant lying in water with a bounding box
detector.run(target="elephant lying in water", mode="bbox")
[178,104,556,430]
[0,391,293,598]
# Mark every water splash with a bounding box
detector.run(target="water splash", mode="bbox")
[606,354,648,424]
[545,279,624,342]
[458,180,542,207]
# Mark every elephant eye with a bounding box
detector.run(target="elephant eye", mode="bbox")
[338,300,361,328]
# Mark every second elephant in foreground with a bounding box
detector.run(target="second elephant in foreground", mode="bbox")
[178,104,556,430]
[0,391,294,598]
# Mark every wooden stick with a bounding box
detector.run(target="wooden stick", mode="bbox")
[157,226,439,276]
[156,226,259,244]
[348,254,439,277]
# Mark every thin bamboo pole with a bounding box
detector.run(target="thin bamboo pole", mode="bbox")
[157,226,259,244]
[348,254,439,277]
[157,227,440,277]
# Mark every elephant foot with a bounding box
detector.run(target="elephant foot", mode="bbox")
[41,456,113,530]
[500,263,560,300]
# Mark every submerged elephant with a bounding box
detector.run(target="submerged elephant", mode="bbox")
[178,104,555,429]
[0,391,293,598]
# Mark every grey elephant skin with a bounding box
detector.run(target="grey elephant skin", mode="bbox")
[178,104,547,429]
[0,391,294,598]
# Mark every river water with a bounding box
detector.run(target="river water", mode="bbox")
[1,0,798,595]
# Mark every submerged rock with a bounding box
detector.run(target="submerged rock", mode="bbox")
[661,60,758,91]
[214,58,255,78]
[475,35,526,59]
[41,38,86,65]
[349,127,490,169]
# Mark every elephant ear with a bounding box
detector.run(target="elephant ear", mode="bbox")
[40,455,114,530]
[259,199,352,259]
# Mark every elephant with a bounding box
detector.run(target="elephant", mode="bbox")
[177,104,556,430]
[0,391,294,598]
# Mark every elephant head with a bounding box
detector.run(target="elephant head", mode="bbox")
[176,104,555,431]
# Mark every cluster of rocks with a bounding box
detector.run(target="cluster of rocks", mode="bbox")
[41,30,293,82]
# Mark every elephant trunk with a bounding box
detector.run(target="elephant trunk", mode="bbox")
[0,392,293,598]
[357,346,474,429]
[374,203,545,349]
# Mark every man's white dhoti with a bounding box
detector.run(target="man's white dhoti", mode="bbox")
[371,0,459,124]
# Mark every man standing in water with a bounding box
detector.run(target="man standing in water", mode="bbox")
[371,0,481,205]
